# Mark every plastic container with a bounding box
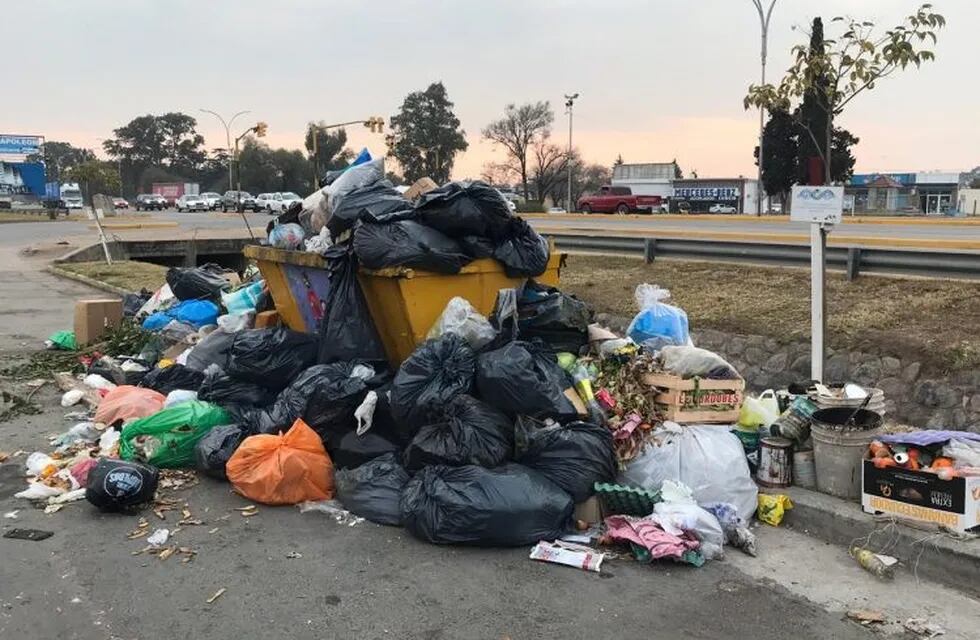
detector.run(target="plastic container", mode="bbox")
[811,408,882,499]
[792,449,816,489]
[222,281,264,314]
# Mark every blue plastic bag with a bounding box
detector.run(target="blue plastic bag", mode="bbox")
[626,284,689,348]
[143,300,220,331]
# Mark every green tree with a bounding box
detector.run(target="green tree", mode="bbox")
[745,4,945,185]
[28,141,95,182]
[482,101,554,199]
[796,18,830,184]
[388,82,468,184]
[754,108,799,207]
[64,160,121,202]
[157,112,207,172]
[830,126,859,183]
[102,112,207,194]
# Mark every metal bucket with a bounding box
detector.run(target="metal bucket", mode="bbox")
[811,408,882,499]
[757,437,793,488]
[792,449,816,489]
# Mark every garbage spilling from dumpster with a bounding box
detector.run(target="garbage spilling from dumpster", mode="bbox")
[12,151,978,587]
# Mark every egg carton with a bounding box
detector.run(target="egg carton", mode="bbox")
[594,482,660,517]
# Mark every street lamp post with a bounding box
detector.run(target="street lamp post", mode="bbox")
[564,93,578,212]
[750,0,777,216]
[200,109,250,191]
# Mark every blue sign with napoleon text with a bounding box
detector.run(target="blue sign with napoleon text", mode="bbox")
[0,135,43,155]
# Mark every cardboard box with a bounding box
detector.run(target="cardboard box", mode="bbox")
[573,496,603,525]
[74,299,123,346]
[404,177,438,201]
[640,372,744,424]
[861,460,980,533]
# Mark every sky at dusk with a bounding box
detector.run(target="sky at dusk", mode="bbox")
[6,0,977,180]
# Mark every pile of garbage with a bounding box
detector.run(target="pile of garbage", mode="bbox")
[266,153,551,279]
[15,157,774,573]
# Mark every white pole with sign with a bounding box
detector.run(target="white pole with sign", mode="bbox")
[791,185,844,382]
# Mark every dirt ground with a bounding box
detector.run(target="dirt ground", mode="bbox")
[561,254,980,375]
[57,260,168,292]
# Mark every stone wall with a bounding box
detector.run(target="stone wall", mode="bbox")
[594,313,980,432]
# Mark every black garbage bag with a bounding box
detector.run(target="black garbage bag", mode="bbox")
[123,289,152,318]
[516,422,616,502]
[166,263,231,301]
[513,281,590,354]
[198,366,276,408]
[85,458,159,512]
[415,181,514,241]
[185,330,236,372]
[476,340,576,420]
[458,235,495,259]
[492,217,550,278]
[194,423,246,480]
[400,463,574,546]
[335,453,410,526]
[404,395,513,471]
[139,364,205,394]
[88,356,151,386]
[325,429,401,470]
[390,334,476,439]
[353,220,471,274]
[267,200,303,235]
[328,180,414,238]
[226,327,318,391]
[317,245,387,365]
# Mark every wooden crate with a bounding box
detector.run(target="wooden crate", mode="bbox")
[639,372,744,424]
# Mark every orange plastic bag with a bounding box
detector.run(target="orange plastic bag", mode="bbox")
[94,385,166,427]
[226,419,334,505]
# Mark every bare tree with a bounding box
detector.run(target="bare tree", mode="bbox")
[530,137,568,202]
[482,101,553,199]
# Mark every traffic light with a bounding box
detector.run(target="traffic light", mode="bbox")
[254,121,268,137]
[364,117,384,133]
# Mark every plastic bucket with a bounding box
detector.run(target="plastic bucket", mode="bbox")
[810,408,882,499]
[792,449,816,489]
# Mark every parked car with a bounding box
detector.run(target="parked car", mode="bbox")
[112,197,129,210]
[221,190,258,212]
[709,203,738,214]
[577,186,664,214]
[266,192,303,214]
[255,193,276,211]
[200,192,222,210]
[135,194,167,211]
[175,194,209,212]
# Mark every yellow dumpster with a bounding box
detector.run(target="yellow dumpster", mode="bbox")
[243,244,563,366]
[359,253,561,365]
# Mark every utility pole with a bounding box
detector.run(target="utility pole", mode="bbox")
[750,0,777,216]
[564,93,578,212]
[200,109,250,191]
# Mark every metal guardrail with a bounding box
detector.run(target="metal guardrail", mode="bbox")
[541,232,980,280]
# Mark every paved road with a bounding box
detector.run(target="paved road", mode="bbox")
[528,214,980,242]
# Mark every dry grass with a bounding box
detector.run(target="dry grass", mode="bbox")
[58,260,168,292]
[561,254,980,374]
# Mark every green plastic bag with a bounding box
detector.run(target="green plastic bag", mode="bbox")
[120,401,231,468]
[47,330,77,351]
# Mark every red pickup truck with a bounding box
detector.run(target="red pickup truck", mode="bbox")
[577,186,665,214]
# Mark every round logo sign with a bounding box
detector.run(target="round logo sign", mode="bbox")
[103,467,144,498]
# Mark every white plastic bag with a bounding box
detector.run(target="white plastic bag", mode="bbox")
[15,482,64,500]
[943,439,980,468]
[138,284,175,317]
[326,158,384,212]
[426,297,496,350]
[61,389,84,407]
[354,390,378,436]
[83,374,116,391]
[164,389,198,409]
[651,500,725,560]
[305,226,332,253]
[25,452,54,476]
[619,424,758,521]
[217,311,255,333]
[661,345,739,379]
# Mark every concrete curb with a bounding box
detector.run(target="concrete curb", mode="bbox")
[45,265,129,297]
[778,486,980,597]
